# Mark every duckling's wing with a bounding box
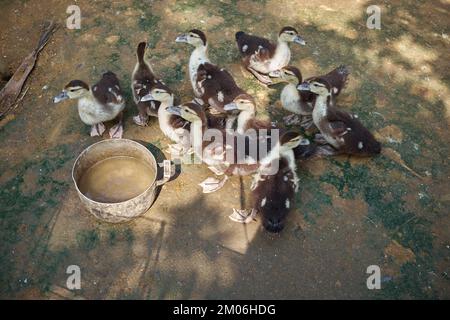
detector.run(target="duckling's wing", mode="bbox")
[197,63,244,111]
[327,107,380,154]
[94,72,124,106]
[236,33,276,60]
[252,158,296,231]
[169,114,190,131]
[326,107,353,134]
[297,89,316,110]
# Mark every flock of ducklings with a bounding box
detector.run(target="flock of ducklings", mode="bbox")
[53,27,381,233]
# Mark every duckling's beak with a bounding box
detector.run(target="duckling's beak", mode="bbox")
[175,34,189,43]
[53,91,69,103]
[268,70,282,78]
[166,105,182,116]
[140,93,154,102]
[297,82,310,91]
[299,138,310,146]
[223,102,238,111]
[293,35,306,45]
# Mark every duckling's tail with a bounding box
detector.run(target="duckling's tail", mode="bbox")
[136,42,147,65]
[235,31,245,41]
[336,65,350,76]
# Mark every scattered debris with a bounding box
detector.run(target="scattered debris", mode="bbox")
[382,147,424,179]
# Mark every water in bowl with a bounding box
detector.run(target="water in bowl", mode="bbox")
[78,156,155,203]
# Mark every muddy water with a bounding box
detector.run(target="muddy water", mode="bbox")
[78,156,155,203]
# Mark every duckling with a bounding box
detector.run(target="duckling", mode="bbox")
[140,84,192,155]
[235,26,306,85]
[298,78,381,156]
[270,65,350,128]
[246,131,302,233]
[223,93,273,134]
[175,29,246,127]
[131,42,163,126]
[53,71,125,138]
[224,93,314,165]
[168,97,313,193]
[166,102,279,193]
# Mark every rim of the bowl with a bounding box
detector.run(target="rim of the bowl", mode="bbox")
[72,138,159,205]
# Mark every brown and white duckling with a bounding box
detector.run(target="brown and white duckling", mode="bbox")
[53,71,125,138]
[175,29,245,126]
[166,102,231,190]
[167,102,281,193]
[298,78,381,156]
[241,131,302,233]
[270,65,350,128]
[235,26,306,85]
[140,84,192,154]
[131,42,164,126]
[224,93,314,164]
[223,93,274,134]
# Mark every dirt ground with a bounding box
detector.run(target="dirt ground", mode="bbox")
[0,0,449,299]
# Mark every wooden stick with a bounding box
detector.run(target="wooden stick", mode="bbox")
[0,21,59,119]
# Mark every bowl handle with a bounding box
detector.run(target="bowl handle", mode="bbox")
[156,160,174,186]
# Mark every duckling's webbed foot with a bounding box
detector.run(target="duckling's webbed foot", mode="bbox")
[207,166,225,176]
[166,144,193,157]
[300,116,314,129]
[229,208,257,224]
[133,114,148,127]
[109,123,124,139]
[248,67,272,85]
[90,123,106,137]
[283,114,301,126]
[199,175,229,193]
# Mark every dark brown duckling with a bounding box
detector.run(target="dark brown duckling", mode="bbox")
[235,26,306,85]
[131,42,165,126]
[298,78,381,156]
[231,131,302,233]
